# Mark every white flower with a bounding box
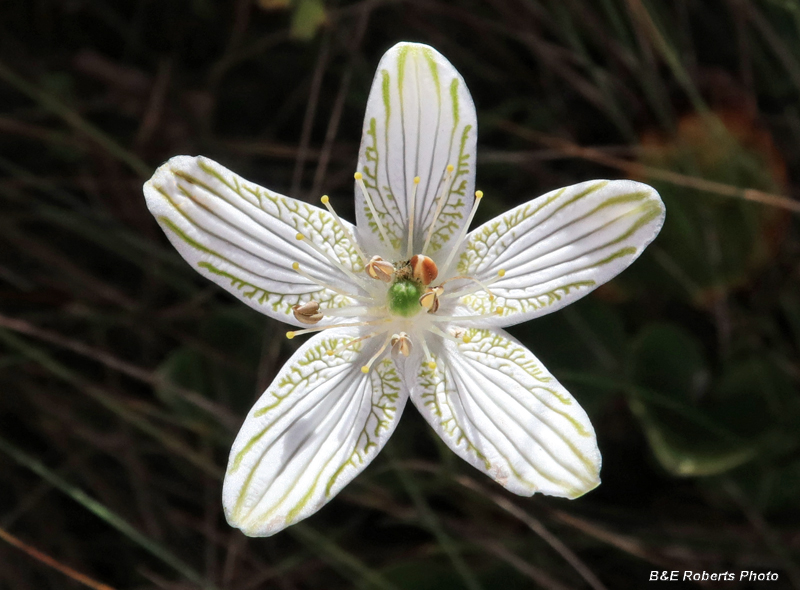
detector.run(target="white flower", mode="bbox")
[144,42,665,537]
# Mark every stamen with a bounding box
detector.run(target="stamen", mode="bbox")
[320,195,367,264]
[442,268,506,301]
[361,332,393,373]
[406,176,420,258]
[321,305,385,318]
[295,233,366,288]
[391,332,412,357]
[429,307,504,323]
[440,189,484,276]
[422,164,455,255]
[292,301,323,324]
[326,331,384,356]
[439,273,498,301]
[354,172,392,246]
[286,317,391,339]
[410,254,438,286]
[427,324,459,344]
[291,262,372,303]
[448,327,472,343]
[419,337,437,370]
[419,285,443,313]
[365,255,394,282]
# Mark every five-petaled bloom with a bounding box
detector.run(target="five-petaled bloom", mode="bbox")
[144,42,665,536]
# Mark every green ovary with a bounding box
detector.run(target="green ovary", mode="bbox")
[388,280,423,317]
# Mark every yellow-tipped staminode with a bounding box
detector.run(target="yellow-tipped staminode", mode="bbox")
[354,171,391,245]
[422,163,457,254]
[441,187,486,275]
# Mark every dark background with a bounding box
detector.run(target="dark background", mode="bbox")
[1,1,799,588]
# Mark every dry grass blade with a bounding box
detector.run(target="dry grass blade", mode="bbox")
[396,460,608,590]
[0,329,224,479]
[0,436,220,590]
[291,29,332,198]
[290,524,401,590]
[499,120,800,213]
[452,474,609,590]
[386,448,484,590]
[0,525,118,590]
[0,60,151,178]
[0,313,239,430]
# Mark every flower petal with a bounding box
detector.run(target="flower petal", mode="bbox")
[456,180,665,327]
[223,328,407,536]
[405,328,600,498]
[144,156,365,327]
[356,42,477,259]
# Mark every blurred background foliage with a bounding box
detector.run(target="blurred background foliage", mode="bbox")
[1,0,799,588]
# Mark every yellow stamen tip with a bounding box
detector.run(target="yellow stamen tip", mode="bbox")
[475,190,484,199]
[497,269,506,277]
[354,172,363,180]
[494,307,504,315]
[462,336,471,344]
[295,233,304,241]
[427,361,437,370]
[361,366,369,374]
[446,164,454,173]
[326,350,335,356]
[286,331,296,340]
[292,262,300,270]
[321,195,329,204]
[489,295,495,301]
[413,176,420,184]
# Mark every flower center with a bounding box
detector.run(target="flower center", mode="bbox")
[387,279,423,317]
[287,180,505,372]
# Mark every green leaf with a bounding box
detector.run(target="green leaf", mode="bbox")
[290,0,326,41]
[630,113,788,302]
[156,307,264,419]
[628,324,763,476]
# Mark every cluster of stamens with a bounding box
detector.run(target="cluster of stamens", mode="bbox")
[285,168,505,374]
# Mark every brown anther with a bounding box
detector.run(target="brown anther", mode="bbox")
[292,301,323,325]
[365,255,394,282]
[419,285,444,313]
[391,332,412,357]
[410,254,438,285]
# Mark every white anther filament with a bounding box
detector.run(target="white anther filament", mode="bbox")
[422,164,455,255]
[429,307,504,322]
[419,337,437,370]
[295,233,367,288]
[439,273,498,301]
[354,172,392,246]
[320,305,385,318]
[442,269,506,301]
[326,331,384,357]
[291,262,372,303]
[440,190,484,276]
[406,176,420,258]
[286,317,392,339]
[361,332,393,373]
[427,324,460,345]
[320,195,367,264]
